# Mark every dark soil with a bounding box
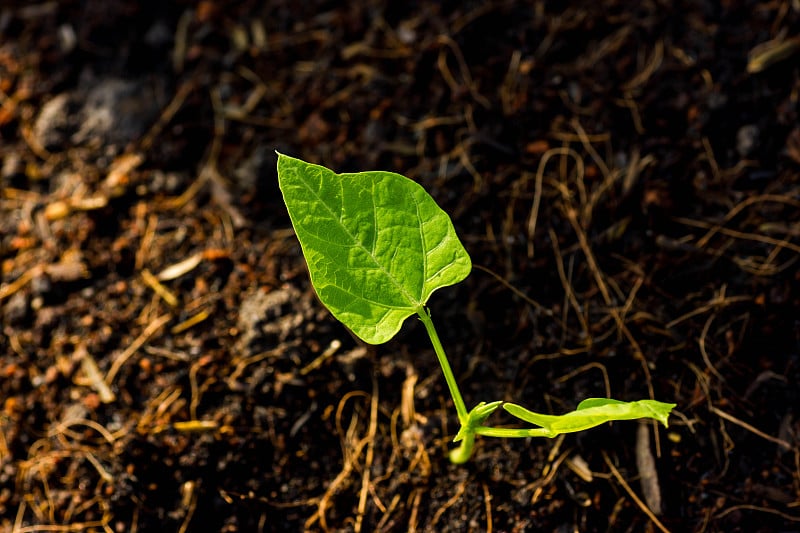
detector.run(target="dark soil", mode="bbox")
[2,1,799,532]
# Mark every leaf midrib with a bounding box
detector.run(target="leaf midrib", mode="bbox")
[296,168,421,310]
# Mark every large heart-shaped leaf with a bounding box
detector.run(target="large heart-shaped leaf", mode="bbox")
[277,153,472,344]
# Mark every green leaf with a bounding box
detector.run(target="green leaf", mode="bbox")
[454,401,504,442]
[277,153,472,344]
[503,398,676,437]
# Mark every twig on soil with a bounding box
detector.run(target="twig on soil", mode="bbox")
[172,9,191,72]
[408,489,422,533]
[602,451,671,533]
[696,194,800,248]
[354,375,379,533]
[375,494,401,531]
[299,339,341,376]
[12,517,113,533]
[621,40,664,91]
[503,435,567,504]
[747,34,800,73]
[82,450,114,484]
[527,147,584,258]
[105,313,171,386]
[137,386,184,434]
[141,268,178,307]
[449,133,485,192]
[569,119,616,223]
[154,252,199,282]
[434,35,491,110]
[482,482,493,533]
[173,420,218,433]
[714,504,800,523]
[743,370,788,401]
[391,366,431,481]
[674,191,800,276]
[198,86,247,228]
[176,480,199,533]
[307,390,373,532]
[171,308,211,334]
[500,50,527,116]
[710,406,793,451]
[139,81,194,151]
[134,213,158,270]
[549,228,591,341]
[473,264,551,316]
[530,442,571,504]
[677,216,800,256]
[565,454,593,482]
[19,121,51,160]
[698,312,727,384]
[188,355,212,421]
[562,199,656,401]
[17,444,115,530]
[0,267,35,303]
[636,421,663,516]
[555,362,611,399]
[450,1,501,34]
[75,345,116,403]
[665,284,750,329]
[400,366,420,428]
[48,415,117,446]
[430,479,467,528]
[226,342,299,390]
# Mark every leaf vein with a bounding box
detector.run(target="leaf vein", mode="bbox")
[296,172,418,307]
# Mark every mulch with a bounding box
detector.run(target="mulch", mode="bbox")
[1,1,799,531]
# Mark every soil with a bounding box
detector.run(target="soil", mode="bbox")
[1,1,799,532]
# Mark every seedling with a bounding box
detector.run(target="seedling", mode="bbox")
[277,153,675,463]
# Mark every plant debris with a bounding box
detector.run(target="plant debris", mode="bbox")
[1,1,798,531]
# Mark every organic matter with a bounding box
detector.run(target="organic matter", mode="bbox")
[277,154,675,463]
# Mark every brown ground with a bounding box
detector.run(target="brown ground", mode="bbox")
[1,1,799,532]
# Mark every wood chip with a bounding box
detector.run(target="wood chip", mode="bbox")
[76,345,116,403]
[747,35,800,73]
[173,420,218,432]
[636,421,663,515]
[565,454,593,482]
[141,268,178,307]
[171,308,210,334]
[156,253,203,281]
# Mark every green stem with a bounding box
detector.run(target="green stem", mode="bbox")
[417,307,468,424]
[448,431,475,464]
[474,426,552,438]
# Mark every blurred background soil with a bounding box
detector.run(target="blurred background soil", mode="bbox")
[1,1,799,531]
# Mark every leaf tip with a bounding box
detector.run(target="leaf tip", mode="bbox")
[657,402,678,428]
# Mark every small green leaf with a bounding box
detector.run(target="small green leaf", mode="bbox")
[277,153,472,344]
[454,401,504,442]
[503,398,676,437]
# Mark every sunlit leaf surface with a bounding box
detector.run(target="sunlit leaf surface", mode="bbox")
[277,153,471,344]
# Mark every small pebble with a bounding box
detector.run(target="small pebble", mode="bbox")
[737,124,759,157]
